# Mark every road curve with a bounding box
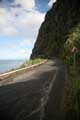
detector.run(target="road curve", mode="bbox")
[0,59,66,120]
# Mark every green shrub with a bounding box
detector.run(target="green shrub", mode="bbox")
[19,58,45,68]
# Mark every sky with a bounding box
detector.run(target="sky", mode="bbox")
[0,0,56,60]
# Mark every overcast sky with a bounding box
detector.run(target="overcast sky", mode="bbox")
[0,0,56,60]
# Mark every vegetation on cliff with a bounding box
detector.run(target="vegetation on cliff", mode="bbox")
[31,0,80,60]
[20,58,45,68]
[65,25,80,65]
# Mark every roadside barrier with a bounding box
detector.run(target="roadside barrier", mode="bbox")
[0,60,47,80]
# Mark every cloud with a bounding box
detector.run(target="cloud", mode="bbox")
[0,0,45,59]
[0,8,8,24]
[14,10,45,38]
[20,39,35,48]
[18,49,32,59]
[0,26,18,36]
[17,39,36,59]
[0,49,31,59]
[15,0,35,10]
[0,0,45,37]
[48,0,56,7]
[0,7,18,36]
[0,39,33,59]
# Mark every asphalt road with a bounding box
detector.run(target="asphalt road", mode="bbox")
[0,59,66,120]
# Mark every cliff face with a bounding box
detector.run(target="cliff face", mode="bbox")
[31,0,80,59]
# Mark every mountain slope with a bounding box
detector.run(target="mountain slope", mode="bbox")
[31,0,80,59]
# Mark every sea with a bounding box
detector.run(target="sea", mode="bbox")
[0,60,25,74]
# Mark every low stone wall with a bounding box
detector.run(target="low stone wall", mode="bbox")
[0,60,47,80]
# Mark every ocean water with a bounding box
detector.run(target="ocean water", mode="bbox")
[0,60,25,73]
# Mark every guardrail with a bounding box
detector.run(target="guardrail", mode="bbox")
[0,60,47,80]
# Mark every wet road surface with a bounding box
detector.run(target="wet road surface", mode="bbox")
[0,59,66,120]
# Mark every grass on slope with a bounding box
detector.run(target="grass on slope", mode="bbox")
[9,58,45,72]
[20,58,45,68]
[69,65,80,115]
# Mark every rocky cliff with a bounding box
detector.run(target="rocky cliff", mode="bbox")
[31,0,80,59]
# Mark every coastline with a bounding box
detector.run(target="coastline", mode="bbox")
[0,60,25,74]
[0,59,47,81]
